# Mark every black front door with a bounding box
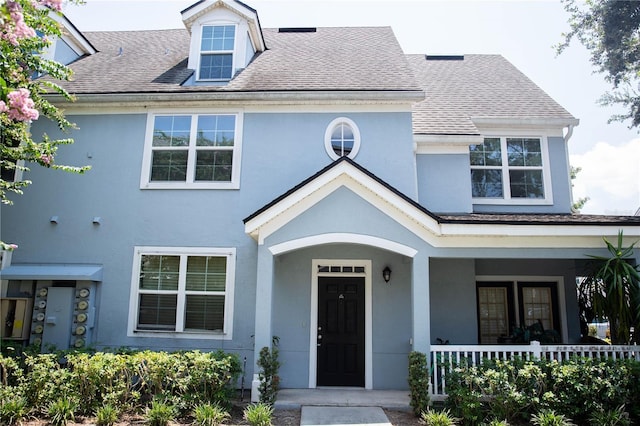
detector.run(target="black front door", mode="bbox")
[317,276,365,387]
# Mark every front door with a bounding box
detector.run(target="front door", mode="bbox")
[317,276,365,387]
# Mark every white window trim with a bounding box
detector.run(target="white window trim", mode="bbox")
[140,110,243,190]
[309,259,372,389]
[471,135,553,205]
[476,275,568,343]
[197,23,237,82]
[324,117,361,161]
[127,246,236,340]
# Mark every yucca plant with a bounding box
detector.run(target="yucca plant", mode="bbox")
[531,410,575,426]
[0,397,30,425]
[421,408,460,426]
[243,403,273,426]
[95,403,119,426]
[580,231,640,344]
[193,403,230,426]
[145,400,177,426]
[47,398,77,426]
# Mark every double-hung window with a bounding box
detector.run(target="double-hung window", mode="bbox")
[199,25,235,80]
[128,247,235,339]
[470,137,549,203]
[141,112,242,189]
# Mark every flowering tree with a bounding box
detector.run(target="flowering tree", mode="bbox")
[0,0,89,250]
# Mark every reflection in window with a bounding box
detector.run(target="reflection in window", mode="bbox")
[324,117,361,160]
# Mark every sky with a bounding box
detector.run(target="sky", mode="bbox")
[63,0,640,216]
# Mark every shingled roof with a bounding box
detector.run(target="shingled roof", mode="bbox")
[60,27,422,95]
[407,54,577,135]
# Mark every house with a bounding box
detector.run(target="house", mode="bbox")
[1,0,639,397]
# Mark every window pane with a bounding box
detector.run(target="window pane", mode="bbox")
[522,287,553,330]
[200,54,233,79]
[138,294,177,330]
[151,150,188,181]
[153,116,191,147]
[507,138,542,167]
[478,287,509,344]
[471,138,502,166]
[140,255,179,290]
[331,123,355,157]
[195,151,232,181]
[186,256,226,292]
[185,295,225,331]
[196,115,235,147]
[509,170,544,198]
[201,25,235,51]
[471,169,503,197]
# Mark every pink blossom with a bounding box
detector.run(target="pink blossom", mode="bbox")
[6,88,39,122]
[38,0,63,11]
[0,101,8,113]
[8,244,18,250]
[1,1,36,46]
[40,153,52,164]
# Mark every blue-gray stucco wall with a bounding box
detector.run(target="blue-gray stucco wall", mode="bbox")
[54,38,81,66]
[416,153,472,213]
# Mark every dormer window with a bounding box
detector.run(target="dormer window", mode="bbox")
[199,25,235,80]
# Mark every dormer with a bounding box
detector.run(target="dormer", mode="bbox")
[44,13,97,65]
[181,0,266,85]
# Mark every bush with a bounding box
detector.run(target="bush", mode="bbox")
[193,403,230,426]
[145,400,177,426]
[47,398,77,426]
[408,351,430,416]
[243,403,273,426]
[257,340,280,405]
[589,405,631,426]
[95,404,119,426]
[421,407,459,425]
[530,410,575,426]
[0,396,30,425]
[442,357,640,425]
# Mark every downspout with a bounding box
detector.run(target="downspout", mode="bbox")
[564,124,576,212]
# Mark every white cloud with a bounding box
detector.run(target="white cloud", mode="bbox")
[571,139,640,215]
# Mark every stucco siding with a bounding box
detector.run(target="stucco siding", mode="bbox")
[416,153,473,214]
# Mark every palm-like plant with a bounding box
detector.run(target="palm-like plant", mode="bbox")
[580,231,640,344]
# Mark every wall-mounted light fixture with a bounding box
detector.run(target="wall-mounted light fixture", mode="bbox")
[92,217,101,225]
[382,266,392,283]
[49,216,59,224]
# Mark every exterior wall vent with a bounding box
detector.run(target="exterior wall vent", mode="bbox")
[425,55,464,61]
[278,27,317,33]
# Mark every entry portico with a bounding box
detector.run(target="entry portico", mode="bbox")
[244,157,640,399]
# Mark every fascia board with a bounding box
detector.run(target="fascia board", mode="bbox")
[45,90,425,107]
[53,13,97,55]
[471,116,580,130]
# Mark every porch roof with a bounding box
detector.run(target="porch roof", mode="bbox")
[0,264,103,281]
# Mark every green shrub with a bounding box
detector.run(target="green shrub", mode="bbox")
[193,403,230,426]
[0,396,30,425]
[257,340,280,405]
[421,408,459,425]
[95,403,119,426]
[145,400,177,426]
[47,398,77,426]
[482,420,510,426]
[589,405,631,426]
[243,402,273,426]
[408,351,430,416]
[531,410,575,426]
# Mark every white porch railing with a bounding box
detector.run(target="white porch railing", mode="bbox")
[429,342,640,401]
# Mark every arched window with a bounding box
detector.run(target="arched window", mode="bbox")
[324,117,361,160]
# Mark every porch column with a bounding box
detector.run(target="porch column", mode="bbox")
[251,244,274,402]
[411,251,430,354]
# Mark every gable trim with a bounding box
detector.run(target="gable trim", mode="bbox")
[269,233,418,257]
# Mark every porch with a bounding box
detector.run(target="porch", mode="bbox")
[429,342,640,400]
[275,388,411,410]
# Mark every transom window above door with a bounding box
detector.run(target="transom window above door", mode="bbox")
[469,136,551,204]
[324,117,361,160]
[140,112,243,189]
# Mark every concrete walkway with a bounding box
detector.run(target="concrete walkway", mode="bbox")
[301,406,391,426]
